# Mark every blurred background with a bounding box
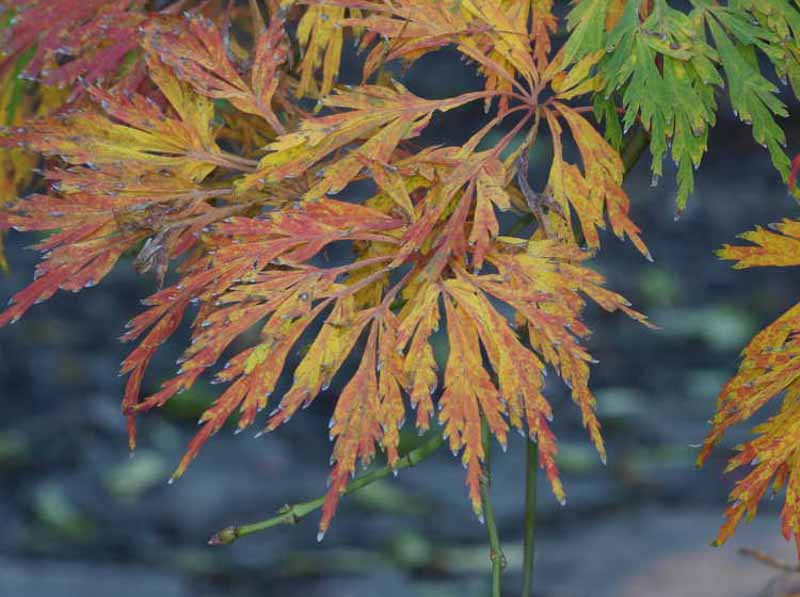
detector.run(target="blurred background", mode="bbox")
[2,33,800,597]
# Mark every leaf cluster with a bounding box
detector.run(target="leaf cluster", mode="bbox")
[0,0,799,553]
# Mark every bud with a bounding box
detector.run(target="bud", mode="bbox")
[208,526,239,546]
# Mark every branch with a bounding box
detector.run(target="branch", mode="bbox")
[508,121,649,239]
[738,547,800,573]
[521,438,539,597]
[480,417,506,597]
[208,430,445,545]
[514,121,647,597]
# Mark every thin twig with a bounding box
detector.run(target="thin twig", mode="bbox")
[738,547,800,574]
[208,430,445,545]
[519,121,543,594]
[514,108,568,238]
[480,417,506,597]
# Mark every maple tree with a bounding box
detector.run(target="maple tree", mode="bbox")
[1,0,799,595]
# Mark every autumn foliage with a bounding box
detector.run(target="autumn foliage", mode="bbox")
[1,0,800,554]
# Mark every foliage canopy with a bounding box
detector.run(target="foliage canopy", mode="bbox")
[1,0,800,556]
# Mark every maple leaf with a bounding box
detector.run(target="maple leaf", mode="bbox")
[699,219,800,555]
[0,48,234,326]
[18,55,222,180]
[0,0,145,89]
[293,3,352,99]
[530,0,557,68]
[561,0,793,212]
[702,7,790,178]
[736,0,800,98]
[0,1,249,253]
[237,81,492,197]
[326,0,538,113]
[122,199,402,456]
[0,15,68,269]
[143,8,288,134]
[0,1,138,267]
[592,1,720,211]
[543,102,650,260]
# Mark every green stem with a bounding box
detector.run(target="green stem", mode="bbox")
[521,438,539,597]
[514,123,648,597]
[480,418,505,597]
[209,430,445,545]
